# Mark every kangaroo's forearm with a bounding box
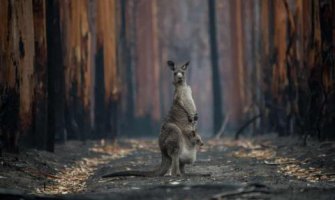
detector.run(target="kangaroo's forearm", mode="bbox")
[174,99,197,123]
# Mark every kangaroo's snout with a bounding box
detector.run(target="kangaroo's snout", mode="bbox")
[175,72,183,83]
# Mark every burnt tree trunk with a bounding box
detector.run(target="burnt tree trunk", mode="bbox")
[58,0,95,141]
[46,0,66,151]
[229,0,245,127]
[0,1,21,153]
[0,0,35,153]
[96,0,120,140]
[32,0,48,150]
[208,0,223,134]
[94,47,105,138]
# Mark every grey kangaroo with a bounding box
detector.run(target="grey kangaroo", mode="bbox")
[102,61,202,178]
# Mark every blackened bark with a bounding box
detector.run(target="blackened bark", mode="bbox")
[106,100,119,141]
[46,0,65,152]
[32,0,48,150]
[94,47,105,138]
[122,0,135,126]
[208,0,223,134]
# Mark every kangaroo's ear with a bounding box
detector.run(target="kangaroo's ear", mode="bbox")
[167,60,175,71]
[181,61,190,70]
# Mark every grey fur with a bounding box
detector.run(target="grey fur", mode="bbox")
[165,60,197,131]
[171,61,197,124]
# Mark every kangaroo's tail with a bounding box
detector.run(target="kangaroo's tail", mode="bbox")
[102,154,171,178]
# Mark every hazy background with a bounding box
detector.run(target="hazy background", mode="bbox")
[0,0,334,152]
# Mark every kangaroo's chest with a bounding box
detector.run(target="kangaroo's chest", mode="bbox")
[179,86,196,110]
[179,145,196,164]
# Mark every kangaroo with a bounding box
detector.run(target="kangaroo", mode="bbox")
[167,60,198,125]
[102,61,203,178]
[102,126,204,178]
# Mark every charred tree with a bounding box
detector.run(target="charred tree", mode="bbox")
[58,0,94,141]
[208,0,223,134]
[32,0,48,150]
[0,0,35,152]
[229,0,245,128]
[118,0,136,135]
[317,0,335,140]
[96,0,120,140]
[94,47,106,138]
[0,1,20,153]
[46,0,66,151]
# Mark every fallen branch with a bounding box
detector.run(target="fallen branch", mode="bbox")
[234,114,262,140]
[21,168,59,179]
[211,183,272,200]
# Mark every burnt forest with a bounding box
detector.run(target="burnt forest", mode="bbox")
[0,0,335,199]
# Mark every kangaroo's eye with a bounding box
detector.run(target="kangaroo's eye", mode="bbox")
[174,72,177,76]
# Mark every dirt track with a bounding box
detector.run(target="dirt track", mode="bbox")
[1,136,335,199]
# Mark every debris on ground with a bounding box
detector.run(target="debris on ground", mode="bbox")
[0,136,335,199]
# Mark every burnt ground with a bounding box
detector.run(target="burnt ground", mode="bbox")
[0,135,335,199]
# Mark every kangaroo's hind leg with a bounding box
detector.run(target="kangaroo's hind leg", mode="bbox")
[171,153,181,176]
[161,122,182,177]
[167,142,181,176]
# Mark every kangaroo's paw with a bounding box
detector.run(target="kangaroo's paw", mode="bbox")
[188,115,193,123]
[194,113,198,121]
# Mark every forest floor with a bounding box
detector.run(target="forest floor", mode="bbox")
[0,135,335,199]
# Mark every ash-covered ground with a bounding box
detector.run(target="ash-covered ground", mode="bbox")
[1,135,335,199]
